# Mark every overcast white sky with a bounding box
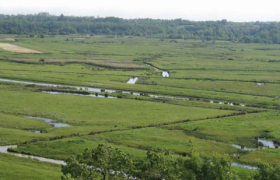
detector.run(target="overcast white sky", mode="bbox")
[1,0,280,22]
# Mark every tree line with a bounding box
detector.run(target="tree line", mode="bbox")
[1,12,280,44]
[61,144,280,180]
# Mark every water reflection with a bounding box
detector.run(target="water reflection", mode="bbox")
[162,71,169,78]
[25,116,71,127]
[28,130,41,133]
[145,63,170,78]
[126,77,138,84]
[231,162,258,170]
[258,139,278,148]
[42,91,117,99]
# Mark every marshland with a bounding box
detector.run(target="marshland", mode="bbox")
[1,16,280,180]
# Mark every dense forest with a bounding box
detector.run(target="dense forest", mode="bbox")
[1,12,280,43]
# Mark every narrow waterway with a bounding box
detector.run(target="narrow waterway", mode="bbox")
[0,78,115,93]
[28,130,41,133]
[0,78,247,107]
[258,139,278,148]
[232,139,280,150]
[25,116,71,127]
[145,63,170,78]
[0,145,66,165]
[231,162,258,170]
[162,71,169,78]
[42,91,117,99]
[213,138,279,152]
[126,77,138,84]
[230,144,256,151]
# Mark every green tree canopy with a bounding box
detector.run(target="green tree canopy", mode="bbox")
[61,144,240,180]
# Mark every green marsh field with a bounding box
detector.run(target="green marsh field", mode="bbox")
[0,35,280,179]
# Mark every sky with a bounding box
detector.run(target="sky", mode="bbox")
[1,0,280,22]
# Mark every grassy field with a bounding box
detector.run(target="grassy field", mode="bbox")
[0,82,235,145]
[240,148,280,165]
[145,78,280,97]
[0,83,234,127]
[1,35,280,179]
[165,111,280,165]
[13,128,237,160]
[166,112,280,147]
[11,131,256,179]
[0,60,279,110]
[0,113,51,130]
[0,153,62,180]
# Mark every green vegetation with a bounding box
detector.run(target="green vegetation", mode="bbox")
[2,13,280,44]
[1,34,280,180]
[0,82,234,146]
[12,128,237,160]
[62,144,239,180]
[251,162,280,180]
[61,144,280,180]
[0,83,233,127]
[166,112,280,147]
[0,153,61,180]
[0,113,51,130]
[12,136,147,160]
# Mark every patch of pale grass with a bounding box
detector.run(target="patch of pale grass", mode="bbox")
[0,43,42,53]
[0,38,15,42]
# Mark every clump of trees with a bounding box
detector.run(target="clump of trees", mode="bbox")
[1,13,280,44]
[61,144,280,180]
[61,144,239,180]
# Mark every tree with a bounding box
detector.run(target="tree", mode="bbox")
[176,151,239,180]
[61,144,135,180]
[62,145,240,180]
[2,13,280,44]
[136,149,179,180]
[272,34,280,44]
[221,19,228,25]
[57,14,65,21]
[241,36,253,43]
[61,156,99,180]
[251,162,280,180]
